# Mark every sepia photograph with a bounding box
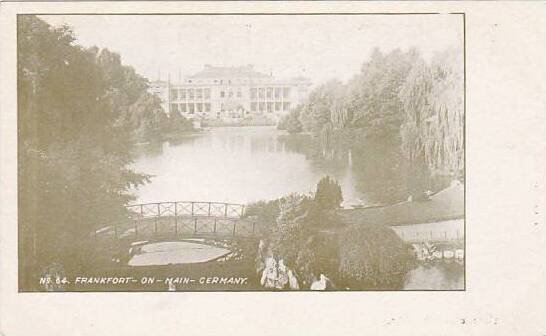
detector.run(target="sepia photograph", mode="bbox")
[17,13,465,292]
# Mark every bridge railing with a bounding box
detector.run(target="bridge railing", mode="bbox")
[93,214,257,244]
[125,201,245,221]
[394,229,464,243]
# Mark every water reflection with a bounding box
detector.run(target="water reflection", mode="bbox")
[404,263,464,290]
[131,127,359,204]
[130,126,439,206]
[128,241,231,266]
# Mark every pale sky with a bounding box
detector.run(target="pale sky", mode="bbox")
[40,14,463,86]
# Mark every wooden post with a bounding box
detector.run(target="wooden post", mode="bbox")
[139,204,144,229]
[155,203,160,235]
[232,220,237,237]
[224,203,228,217]
[208,202,211,216]
[174,202,178,236]
[191,202,194,216]
[252,221,256,235]
[194,218,198,233]
[240,205,245,218]
[214,218,217,234]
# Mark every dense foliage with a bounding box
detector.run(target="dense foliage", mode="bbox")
[17,16,190,289]
[314,176,343,210]
[249,178,414,289]
[278,47,464,201]
[337,223,415,289]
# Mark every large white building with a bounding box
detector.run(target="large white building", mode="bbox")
[149,65,311,123]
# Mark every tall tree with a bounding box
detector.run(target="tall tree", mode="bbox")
[17,16,152,289]
[400,48,464,179]
[348,48,420,140]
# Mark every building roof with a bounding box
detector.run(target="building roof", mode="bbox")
[338,181,464,226]
[187,65,272,80]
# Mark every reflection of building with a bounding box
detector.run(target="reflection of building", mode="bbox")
[149,65,311,123]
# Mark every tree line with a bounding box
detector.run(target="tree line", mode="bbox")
[279,47,464,199]
[17,16,191,289]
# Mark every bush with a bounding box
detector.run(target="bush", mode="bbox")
[278,108,303,133]
[337,223,415,289]
[314,176,343,210]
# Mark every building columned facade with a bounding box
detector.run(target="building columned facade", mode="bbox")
[149,65,311,123]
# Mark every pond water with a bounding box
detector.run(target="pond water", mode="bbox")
[131,126,367,205]
[128,241,231,266]
[404,263,464,290]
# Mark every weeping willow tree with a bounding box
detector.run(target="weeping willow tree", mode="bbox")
[400,48,464,180]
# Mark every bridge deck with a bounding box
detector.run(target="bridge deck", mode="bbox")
[94,214,259,244]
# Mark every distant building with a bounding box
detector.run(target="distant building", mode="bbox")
[149,65,312,123]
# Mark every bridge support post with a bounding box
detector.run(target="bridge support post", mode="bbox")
[139,204,143,232]
[174,203,178,236]
[208,202,211,216]
[214,218,217,233]
[194,218,198,233]
[232,220,237,237]
[155,203,160,235]
[224,203,228,217]
[252,221,256,235]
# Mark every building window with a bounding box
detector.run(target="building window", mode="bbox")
[228,90,233,98]
[251,102,257,112]
[258,88,265,99]
[170,89,178,100]
[275,102,281,111]
[170,103,179,113]
[267,102,273,113]
[196,88,203,99]
[204,103,211,112]
[283,87,291,98]
[259,102,265,112]
[274,88,281,99]
[188,89,194,99]
[250,88,257,99]
[220,91,225,98]
[283,102,291,111]
[204,88,211,99]
[237,90,242,98]
[180,103,187,113]
[188,104,195,114]
[180,89,186,99]
[266,87,273,99]
[196,103,203,113]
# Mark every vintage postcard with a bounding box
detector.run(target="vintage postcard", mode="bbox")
[1,1,545,335]
[15,12,465,292]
